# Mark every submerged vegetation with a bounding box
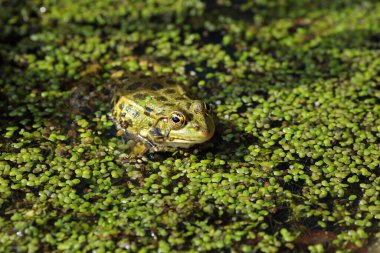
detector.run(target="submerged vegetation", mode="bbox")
[1,0,380,252]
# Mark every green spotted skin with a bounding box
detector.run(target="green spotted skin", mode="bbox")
[111,71,215,151]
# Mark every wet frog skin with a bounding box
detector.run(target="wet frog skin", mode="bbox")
[111,72,215,152]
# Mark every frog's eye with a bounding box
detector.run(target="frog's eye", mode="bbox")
[169,111,186,129]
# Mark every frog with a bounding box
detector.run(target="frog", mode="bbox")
[110,71,215,153]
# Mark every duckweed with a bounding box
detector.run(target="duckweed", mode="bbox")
[1,0,380,252]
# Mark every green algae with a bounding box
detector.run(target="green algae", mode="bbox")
[1,0,380,252]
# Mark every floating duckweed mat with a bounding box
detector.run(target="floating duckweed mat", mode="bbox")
[1,0,380,252]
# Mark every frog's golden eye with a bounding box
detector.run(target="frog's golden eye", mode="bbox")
[169,111,186,129]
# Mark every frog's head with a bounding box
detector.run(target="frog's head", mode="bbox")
[152,100,215,148]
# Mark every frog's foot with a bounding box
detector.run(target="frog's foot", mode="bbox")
[118,133,152,158]
[128,141,149,157]
[136,134,164,152]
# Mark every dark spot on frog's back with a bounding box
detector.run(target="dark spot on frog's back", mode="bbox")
[156,96,168,101]
[119,102,125,110]
[186,102,191,110]
[144,107,154,116]
[127,82,142,90]
[165,88,176,94]
[164,103,175,107]
[133,93,146,100]
[132,111,140,118]
[125,105,140,118]
[150,82,163,91]
[175,96,185,100]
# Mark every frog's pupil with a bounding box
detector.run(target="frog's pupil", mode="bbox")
[172,116,180,123]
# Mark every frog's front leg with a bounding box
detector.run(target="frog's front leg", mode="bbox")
[144,126,170,151]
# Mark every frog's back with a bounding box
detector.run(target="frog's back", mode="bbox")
[111,71,190,134]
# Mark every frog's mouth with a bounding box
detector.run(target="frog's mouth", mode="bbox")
[169,130,214,143]
[166,121,215,147]
[164,136,211,148]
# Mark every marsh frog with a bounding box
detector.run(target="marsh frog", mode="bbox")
[111,71,215,152]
